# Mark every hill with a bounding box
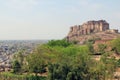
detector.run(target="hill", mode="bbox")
[66,20,120,44]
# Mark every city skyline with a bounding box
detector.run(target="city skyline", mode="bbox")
[0,0,120,40]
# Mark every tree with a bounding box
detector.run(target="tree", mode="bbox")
[12,60,21,74]
[47,39,72,47]
[26,53,47,76]
[12,50,27,73]
[111,38,120,54]
[12,50,26,66]
[48,63,70,80]
[117,59,120,67]
[87,43,94,54]
[97,44,107,54]
[47,50,93,80]
[100,53,117,79]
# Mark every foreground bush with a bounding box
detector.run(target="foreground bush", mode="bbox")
[0,72,46,80]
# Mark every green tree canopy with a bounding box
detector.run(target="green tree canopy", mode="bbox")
[111,38,120,54]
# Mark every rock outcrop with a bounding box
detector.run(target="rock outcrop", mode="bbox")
[66,20,120,44]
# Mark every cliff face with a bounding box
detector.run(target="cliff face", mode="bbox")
[66,20,119,44]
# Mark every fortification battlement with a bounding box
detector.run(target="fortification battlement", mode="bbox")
[67,20,119,40]
[69,20,109,35]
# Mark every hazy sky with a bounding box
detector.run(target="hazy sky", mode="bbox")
[0,0,120,40]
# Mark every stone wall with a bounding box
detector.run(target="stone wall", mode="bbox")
[67,20,109,40]
[106,29,118,33]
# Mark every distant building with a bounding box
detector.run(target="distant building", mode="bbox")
[66,20,119,44]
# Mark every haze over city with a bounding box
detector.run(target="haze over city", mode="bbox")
[0,0,120,40]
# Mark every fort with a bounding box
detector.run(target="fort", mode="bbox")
[66,20,119,44]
